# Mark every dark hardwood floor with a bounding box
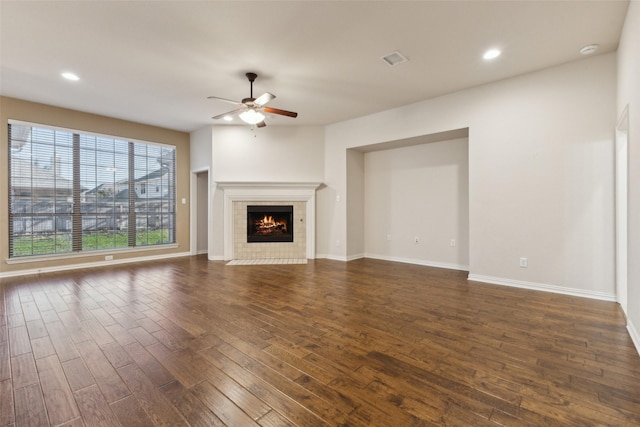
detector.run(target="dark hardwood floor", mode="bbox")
[1,256,639,426]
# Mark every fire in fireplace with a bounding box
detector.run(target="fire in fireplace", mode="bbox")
[247,205,294,243]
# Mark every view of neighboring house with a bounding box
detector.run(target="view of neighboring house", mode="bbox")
[82,166,170,202]
[81,166,172,231]
[11,153,172,234]
[134,166,171,199]
[10,156,73,199]
[10,156,74,234]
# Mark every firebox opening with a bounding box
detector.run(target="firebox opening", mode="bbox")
[247,205,294,243]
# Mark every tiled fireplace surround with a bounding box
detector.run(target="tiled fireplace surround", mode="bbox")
[216,182,321,261]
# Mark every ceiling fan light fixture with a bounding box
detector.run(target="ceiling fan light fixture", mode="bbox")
[239,109,265,125]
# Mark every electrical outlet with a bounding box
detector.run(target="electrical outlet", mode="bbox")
[519,257,528,268]
[336,240,341,247]
[387,234,392,241]
[450,239,456,247]
[414,236,420,244]
[105,255,113,261]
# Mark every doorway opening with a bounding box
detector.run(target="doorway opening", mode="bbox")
[616,106,629,316]
[192,170,209,255]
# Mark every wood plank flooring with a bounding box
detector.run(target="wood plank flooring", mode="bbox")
[1,256,639,426]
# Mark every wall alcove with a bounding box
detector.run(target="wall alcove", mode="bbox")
[346,128,470,270]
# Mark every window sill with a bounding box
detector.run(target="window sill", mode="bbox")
[5,244,179,265]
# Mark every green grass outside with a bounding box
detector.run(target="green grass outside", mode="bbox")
[12,230,171,257]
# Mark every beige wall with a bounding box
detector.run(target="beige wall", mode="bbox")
[0,96,190,275]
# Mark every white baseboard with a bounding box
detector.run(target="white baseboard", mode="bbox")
[628,319,640,357]
[207,255,225,261]
[364,253,469,271]
[346,253,365,262]
[0,251,192,279]
[467,274,617,302]
[316,254,349,262]
[310,253,468,271]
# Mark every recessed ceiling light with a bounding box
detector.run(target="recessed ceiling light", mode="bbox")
[579,44,599,55]
[381,51,408,67]
[61,72,80,81]
[223,115,233,122]
[483,49,501,60]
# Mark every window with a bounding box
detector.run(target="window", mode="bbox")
[8,121,176,258]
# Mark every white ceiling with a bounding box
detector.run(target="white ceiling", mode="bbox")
[0,1,629,133]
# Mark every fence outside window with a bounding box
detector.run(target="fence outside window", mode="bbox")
[8,121,176,258]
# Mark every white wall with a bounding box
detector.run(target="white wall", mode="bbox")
[323,53,616,299]
[617,0,640,352]
[190,124,325,259]
[190,126,213,173]
[318,133,348,259]
[189,126,214,256]
[363,137,469,270]
[211,125,325,182]
[346,150,365,259]
[208,125,325,258]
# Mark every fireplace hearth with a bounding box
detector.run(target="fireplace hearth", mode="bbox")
[247,205,294,243]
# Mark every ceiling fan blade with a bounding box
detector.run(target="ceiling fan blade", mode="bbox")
[207,96,243,106]
[256,121,267,128]
[263,107,298,118]
[212,107,246,120]
[254,92,275,106]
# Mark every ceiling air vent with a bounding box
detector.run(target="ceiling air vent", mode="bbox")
[381,50,408,67]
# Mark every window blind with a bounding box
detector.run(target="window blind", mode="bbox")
[8,121,176,258]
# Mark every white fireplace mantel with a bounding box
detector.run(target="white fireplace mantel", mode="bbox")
[216,182,322,260]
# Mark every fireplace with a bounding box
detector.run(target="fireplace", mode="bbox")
[247,205,294,243]
[216,181,320,260]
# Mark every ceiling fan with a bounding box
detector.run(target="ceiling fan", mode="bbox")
[208,72,298,128]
